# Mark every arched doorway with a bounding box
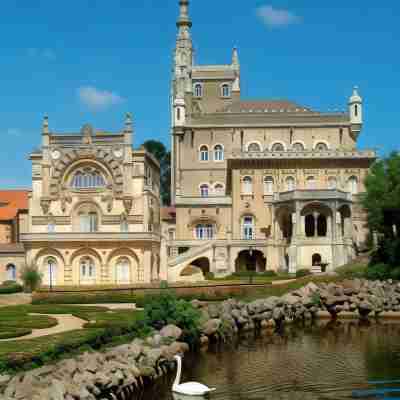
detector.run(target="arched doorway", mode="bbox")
[116,257,130,284]
[190,257,210,275]
[312,253,322,266]
[42,257,57,286]
[235,250,266,273]
[79,257,96,285]
[6,264,16,281]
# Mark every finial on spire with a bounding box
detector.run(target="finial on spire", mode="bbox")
[349,85,362,103]
[177,0,192,29]
[125,112,133,132]
[42,114,49,135]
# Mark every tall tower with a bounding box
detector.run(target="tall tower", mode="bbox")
[171,0,193,203]
[349,86,363,138]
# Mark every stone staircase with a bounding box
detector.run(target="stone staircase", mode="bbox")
[168,241,213,268]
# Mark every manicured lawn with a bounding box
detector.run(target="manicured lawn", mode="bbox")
[0,304,145,372]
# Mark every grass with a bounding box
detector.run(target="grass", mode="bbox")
[0,304,145,373]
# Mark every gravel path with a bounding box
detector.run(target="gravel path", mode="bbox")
[0,293,32,307]
[0,313,87,342]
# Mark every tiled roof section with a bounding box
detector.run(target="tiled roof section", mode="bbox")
[161,207,176,221]
[0,243,25,253]
[219,100,315,113]
[0,191,29,221]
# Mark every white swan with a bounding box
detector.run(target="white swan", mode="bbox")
[172,355,216,396]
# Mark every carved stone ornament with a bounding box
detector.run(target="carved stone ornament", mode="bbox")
[123,197,133,214]
[60,191,72,213]
[101,193,114,212]
[40,197,52,215]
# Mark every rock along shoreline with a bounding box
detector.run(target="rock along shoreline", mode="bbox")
[1,278,400,400]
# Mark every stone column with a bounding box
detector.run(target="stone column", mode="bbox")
[327,215,332,238]
[313,212,319,237]
[296,202,302,236]
[101,263,109,284]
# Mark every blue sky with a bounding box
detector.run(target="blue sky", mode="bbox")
[0,0,398,188]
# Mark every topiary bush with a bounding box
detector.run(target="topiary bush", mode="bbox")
[143,292,201,344]
[296,269,312,278]
[390,267,400,281]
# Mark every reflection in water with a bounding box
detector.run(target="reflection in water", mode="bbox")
[136,320,400,400]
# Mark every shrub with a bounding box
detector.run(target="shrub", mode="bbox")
[365,263,391,281]
[159,280,169,289]
[205,272,215,280]
[335,264,367,279]
[0,283,23,294]
[143,292,201,344]
[20,265,42,293]
[296,269,312,278]
[390,267,400,281]
[232,270,277,278]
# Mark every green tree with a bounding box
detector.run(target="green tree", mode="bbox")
[362,151,400,234]
[142,140,171,206]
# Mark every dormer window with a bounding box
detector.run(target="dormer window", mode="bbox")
[221,84,230,98]
[194,83,203,98]
[72,169,105,189]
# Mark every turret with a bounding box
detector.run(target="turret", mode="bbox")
[173,98,186,127]
[42,114,49,147]
[349,86,363,137]
[231,47,241,101]
[124,112,133,146]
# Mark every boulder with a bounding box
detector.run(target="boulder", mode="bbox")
[202,318,222,335]
[160,324,182,340]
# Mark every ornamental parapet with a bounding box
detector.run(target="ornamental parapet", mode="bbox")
[230,149,376,160]
[274,189,352,203]
[20,232,161,243]
[175,196,232,206]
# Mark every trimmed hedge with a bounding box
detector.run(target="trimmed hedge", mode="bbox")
[295,269,312,278]
[0,282,23,294]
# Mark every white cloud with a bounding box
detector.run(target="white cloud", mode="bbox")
[27,48,56,60]
[78,86,125,111]
[7,128,22,137]
[256,5,301,28]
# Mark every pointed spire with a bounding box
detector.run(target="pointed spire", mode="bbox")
[349,85,362,104]
[232,46,240,68]
[42,114,49,135]
[125,112,133,132]
[177,0,192,29]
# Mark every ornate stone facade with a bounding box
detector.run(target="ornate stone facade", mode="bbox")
[168,1,376,280]
[21,114,161,286]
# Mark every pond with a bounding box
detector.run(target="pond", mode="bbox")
[139,320,400,400]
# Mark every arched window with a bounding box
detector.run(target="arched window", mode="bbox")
[315,142,329,151]
[6,264,16,281]
[194,83,203,98]
[264,176,274,194]
[328,176,337,189]
[199,145,209,161]
[42,258,57,286]
[214,183,225,196]
[116,257,130,284]
[348,176,358,194]
[214,145,224,161]
[286,176,296,191]
[195,224,215,240]
[79,210,98,232]
[242,215,255,240]
[305,214,315,237]
[72,169,105,189]
[317,214,327,237]
[292,142,305,151]
[200,184,209,197]
[306,176,316,190]
[242,176,253,194]
[271,142,285,152]
[221,84,230,98]
[80,257,96,284]
[247,142,261,152]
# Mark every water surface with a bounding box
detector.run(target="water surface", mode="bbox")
[140,320,400,400]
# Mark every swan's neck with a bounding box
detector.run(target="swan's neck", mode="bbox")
[173,357,182,387]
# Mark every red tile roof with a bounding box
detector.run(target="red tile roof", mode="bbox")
[0,191,29,221]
